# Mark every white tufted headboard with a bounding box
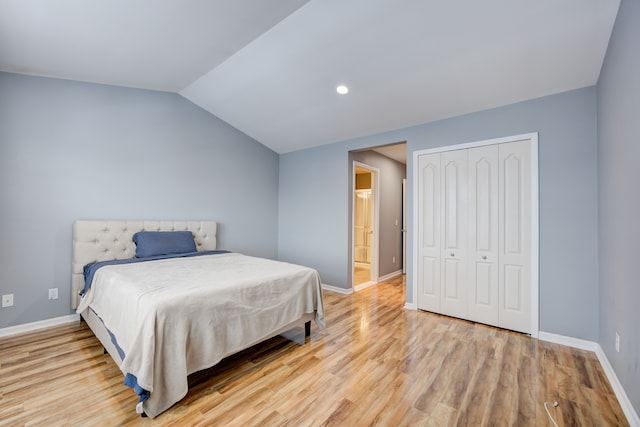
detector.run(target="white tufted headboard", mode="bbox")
[71,220,217,309]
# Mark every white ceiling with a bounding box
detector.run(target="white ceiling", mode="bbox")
[0,0,311,91]
[371,143,407,165]
[0,0,620,155]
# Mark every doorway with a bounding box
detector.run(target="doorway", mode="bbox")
[352,162,379,290]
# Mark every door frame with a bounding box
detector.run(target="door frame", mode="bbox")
[352,161,380,291]
[412,132,539,337]
[402,178,407,274]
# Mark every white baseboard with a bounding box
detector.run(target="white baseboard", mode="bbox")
[594,345,640,427]
[538,331,599,352]
[353,270,403,292]
[377,270,403,282]
[354,281,377,292]
[321,283,353,295]
[539,331,640,427]
[404,302,417,310]
[0,314,80,338]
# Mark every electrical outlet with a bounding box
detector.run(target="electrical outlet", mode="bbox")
[2,294,14,308]
[615,333,620,352]
[48,288,59,300]
[392,256,396,263]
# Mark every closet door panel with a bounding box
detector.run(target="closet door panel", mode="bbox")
[417,153,441,312]
[474,263,493,305]
[504,265,524,311]
[440,150,467,319]
[498,140,531,333]
[467,145,499,326]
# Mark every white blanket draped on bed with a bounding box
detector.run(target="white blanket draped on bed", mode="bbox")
[76,252,324,418]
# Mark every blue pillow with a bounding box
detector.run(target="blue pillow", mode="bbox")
[132,231,197,258]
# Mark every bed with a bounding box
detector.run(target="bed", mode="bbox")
[71,220,324,418]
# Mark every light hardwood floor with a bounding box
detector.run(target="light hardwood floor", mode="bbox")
[0,276,629,426]
[353,264,371,286]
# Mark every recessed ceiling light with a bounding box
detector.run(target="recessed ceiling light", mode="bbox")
[336,85,349,95]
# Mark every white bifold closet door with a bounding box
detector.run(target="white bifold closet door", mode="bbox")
[440,149,468,319]
[417,139,531,333]
[417,152,441,313]
[467,144,499,326]
[497,140,531,333]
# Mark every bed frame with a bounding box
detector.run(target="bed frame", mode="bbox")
[72,219,312,413]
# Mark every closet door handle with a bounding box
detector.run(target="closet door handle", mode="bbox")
[482,256,487,260]
[450,253,455,257]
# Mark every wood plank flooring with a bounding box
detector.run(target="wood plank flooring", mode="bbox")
[0,275,629,426]
[353,265,371,286]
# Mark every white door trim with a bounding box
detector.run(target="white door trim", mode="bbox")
[352,161,380,291]
[402,178,407,274]
[412,132,539,337]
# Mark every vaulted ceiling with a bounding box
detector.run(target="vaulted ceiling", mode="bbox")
[0,0,620,154]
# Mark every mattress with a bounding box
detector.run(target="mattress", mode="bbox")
[77,251,324,418]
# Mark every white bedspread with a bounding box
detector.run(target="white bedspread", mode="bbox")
[76,252,324,418]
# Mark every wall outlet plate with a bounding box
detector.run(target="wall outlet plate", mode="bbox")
[48,288,59,300]
[2,294,14,308]
[615,333,620,352]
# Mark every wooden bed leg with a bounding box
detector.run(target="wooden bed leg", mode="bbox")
[304,321,311,338]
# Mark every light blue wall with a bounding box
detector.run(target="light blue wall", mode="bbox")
[279,87,599,341]
[278,143,348,287]
[0,72,279,328]
[597,0,640,415]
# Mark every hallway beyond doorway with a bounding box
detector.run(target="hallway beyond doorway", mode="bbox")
[353,263,371,286]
